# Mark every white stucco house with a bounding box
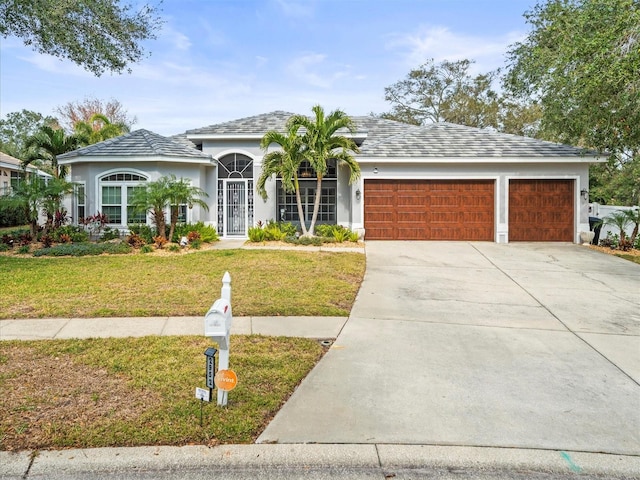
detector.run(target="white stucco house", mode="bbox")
[58,111,602,243]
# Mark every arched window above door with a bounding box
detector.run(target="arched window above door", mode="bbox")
[218,153,253,179]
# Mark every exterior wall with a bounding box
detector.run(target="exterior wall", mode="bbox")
[350,161,590,243]
[68,161,216,229]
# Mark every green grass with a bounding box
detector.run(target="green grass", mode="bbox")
[616,253,640,265]
[0,249,365,318]
[0,335,324,450]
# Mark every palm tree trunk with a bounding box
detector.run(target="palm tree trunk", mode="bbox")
[168,207,178,243]
[293,175,308,236]
[307,175,323,236]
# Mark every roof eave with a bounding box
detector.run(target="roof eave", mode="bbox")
[355,155,605,163]
[58,155,217,166]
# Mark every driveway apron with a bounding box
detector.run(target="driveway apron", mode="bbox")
[258,242,640,455]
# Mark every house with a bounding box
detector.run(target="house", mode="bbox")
[0,152,51,196]
[58,111,602,243]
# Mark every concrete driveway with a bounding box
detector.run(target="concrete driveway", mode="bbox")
[258,242,640,455]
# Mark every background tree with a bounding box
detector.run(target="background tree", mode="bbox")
[0,110,59,159]
[74,113,130,146]
[0,0,163,76]
[290,105,360,236]
[56,97,136,133]
[504,0,640,205]
[23,126,80,178]
[258,125,309,235]
[380,58,541,135]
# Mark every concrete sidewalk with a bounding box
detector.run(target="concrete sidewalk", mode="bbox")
[0,316,348,341]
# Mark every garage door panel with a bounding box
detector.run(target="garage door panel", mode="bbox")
[364,180,494,240]
[509,180,574,242]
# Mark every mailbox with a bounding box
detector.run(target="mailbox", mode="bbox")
[204,298,232,348]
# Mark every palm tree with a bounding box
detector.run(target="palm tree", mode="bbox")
[74,113,129,146]
[129,176,172,240]
[623,208,640,245]
[289,105,361,236]
[23,126,80,178]
[602,211,633,246]
[258,123,309,235]
[166,175,209,242]
[1,175,73,238]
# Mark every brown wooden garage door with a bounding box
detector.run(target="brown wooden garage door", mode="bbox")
[509,179,574,241]
[364,179,494,240]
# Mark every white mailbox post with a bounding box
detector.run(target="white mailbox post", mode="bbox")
[204,272,233,406]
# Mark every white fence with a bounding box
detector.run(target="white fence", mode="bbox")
[589,203,639,241]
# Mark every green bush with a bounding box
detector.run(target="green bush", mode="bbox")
[51,225,89,243]
[264,224,286,241]
[0,243,10,252]
[172,222,218,243]
[128,223,156,244]
[100,226,121,241]
[285,236,325,246]
[190,239,202,249]
[17,245,31,255]
[140,244,154,254]
[268,220,297,236]
[314,224,359,243]
[168,244,181,253]
[248,226,266,242]
[33,242,132,257]
[0,203,29,227]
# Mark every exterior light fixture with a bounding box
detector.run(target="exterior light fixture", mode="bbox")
[280,207,286,221]
[355,189,361,200]
[581,188,589,200]
[373,167,378,174]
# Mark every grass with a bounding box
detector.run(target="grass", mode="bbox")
[0,335,325,451]
[0,249,365,318]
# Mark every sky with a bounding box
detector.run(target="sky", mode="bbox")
[0,0,536,136]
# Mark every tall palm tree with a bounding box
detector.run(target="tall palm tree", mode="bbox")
[258,123,309,235]
[166,175,209,242]
[23,126,80,178]
[129,176,172,239]
[289,105,361,236]
[74,113,129,146]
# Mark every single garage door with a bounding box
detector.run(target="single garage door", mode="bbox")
[509,179,574,241]
[364,179,494,240]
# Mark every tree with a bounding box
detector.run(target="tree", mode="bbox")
[0,0,163,76]
[56,97,136,133]
[0,110,59,159]
[624,208,640,246]
[129,176,171,240]
[290,105,360,236]
[74,113,129,146]
[504,0,640,205]
[0,174,73,238]
[258,123,309,235]
[166,176,209,242]
[380,58,542,135]
[601,211,633,246]
[23,126,80,178]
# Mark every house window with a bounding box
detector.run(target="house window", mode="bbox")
[10,171,23,190]
[75,184,86,221]
[277,181,336,224]
[99,172,148,225]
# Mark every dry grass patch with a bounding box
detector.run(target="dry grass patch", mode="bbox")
[0,335,325,451]
[588,245,640,265]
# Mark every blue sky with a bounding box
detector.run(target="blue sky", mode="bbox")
[0,0,535,136]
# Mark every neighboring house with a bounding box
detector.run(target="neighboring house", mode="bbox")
[58,111,603,243]
[0,152,51,195]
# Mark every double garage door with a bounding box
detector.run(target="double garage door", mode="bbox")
[364,179,574,241]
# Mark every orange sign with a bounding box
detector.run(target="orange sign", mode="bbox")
[214,369,238,391]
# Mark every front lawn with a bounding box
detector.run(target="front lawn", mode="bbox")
[0,249,365,318]
[0,335,324,450]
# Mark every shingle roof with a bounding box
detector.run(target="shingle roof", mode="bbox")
[58,129,212,161]
[357,122,596,158]
[184,112,596,159]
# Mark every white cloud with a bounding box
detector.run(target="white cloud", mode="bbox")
[286,53,352,89]
[387,25,525,73]
[274,0,315,18]
[255,56,269,68]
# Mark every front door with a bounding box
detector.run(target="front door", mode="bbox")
[225,180,246,236]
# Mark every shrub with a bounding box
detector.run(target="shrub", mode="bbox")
[0,203,28,227]
[0,243,10,252]
[168,244,181,252]
[172,222,218,243]
[100,226,121,241]
[140,244,154,254]
[264,224,286,241]
[59,233,72,244]
[126,233,146,248]
[17,245,31,254]
[33,243,132,257]
[314,224,334,237]
[187,231,201,242]
[40,234,54,248]
[18,232,32,246]
[248,226,266,242]
[128,223,156,244]
[268,220,296,237]
[52,225,89,243]
[190,239,202,250]
[154,236,168,249]
[285,236,324,246]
